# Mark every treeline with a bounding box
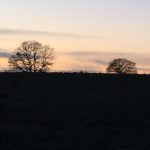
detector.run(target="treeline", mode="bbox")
[8,41,137,74]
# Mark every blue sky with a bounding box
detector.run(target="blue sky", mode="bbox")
[0,0,150,72]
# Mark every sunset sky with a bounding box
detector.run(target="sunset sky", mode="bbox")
[0,0,150,73]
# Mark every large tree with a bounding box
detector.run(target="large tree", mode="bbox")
[106,58,137,74]
[9,41,55,72]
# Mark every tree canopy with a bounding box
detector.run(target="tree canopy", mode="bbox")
[106,58,137,74]
[9,41,55,72]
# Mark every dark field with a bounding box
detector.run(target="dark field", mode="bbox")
[0,73,150,150]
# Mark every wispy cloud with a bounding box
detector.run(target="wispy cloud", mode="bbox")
[138,67,150,72]
[89,59,108,65]
[0,28,101,39]
[60,51,150,64]
[61,51,150,58]
[58,51,150,73]
[0,51,11,58]
[1,50,150,73]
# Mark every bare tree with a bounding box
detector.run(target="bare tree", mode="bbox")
[106,58,137,74]
[9,41,55,72]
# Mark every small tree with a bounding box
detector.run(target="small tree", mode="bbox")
[106,58,137,74]
[9,41,55,72]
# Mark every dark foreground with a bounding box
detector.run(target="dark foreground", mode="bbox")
[0,73,150,150]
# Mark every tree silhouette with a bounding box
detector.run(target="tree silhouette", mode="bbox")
[9,41,55,72]
[106,58,137,74]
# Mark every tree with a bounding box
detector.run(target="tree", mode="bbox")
[9,41,55,72]
[106,58,137,74]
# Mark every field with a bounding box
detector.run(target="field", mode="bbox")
[0,73,150,150]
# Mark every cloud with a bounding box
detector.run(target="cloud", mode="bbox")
[60,51,150,65]
[89,59,108,65]
[0,28,101,39]
[138,67,150,72]
[61,51,150,57]
[0,50,150,73]
[0,51,11,58]
[58,51,150,73]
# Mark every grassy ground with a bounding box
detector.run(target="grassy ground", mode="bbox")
[0,73,150,150]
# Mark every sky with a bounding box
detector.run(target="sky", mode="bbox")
[0,0,150,73]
